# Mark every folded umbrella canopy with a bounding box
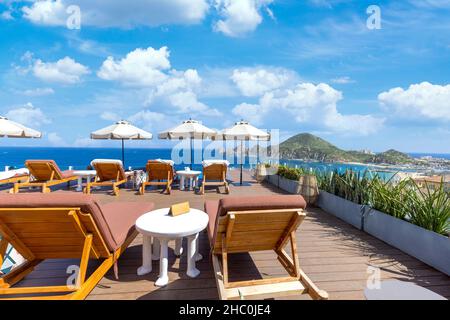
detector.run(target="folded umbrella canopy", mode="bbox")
[90,120,152,166]
[219,120,270,185]
[158,119,216,169]
[0,116,42,138]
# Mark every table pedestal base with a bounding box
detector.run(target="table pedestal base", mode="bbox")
[137,235,201,286]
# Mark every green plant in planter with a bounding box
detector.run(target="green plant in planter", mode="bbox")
[368,178,414,220]
[276,165,306,181]
[407,180,450,235]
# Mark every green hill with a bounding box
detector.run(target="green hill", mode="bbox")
[279,133,413,164]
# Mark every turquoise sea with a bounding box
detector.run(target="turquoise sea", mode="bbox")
[1,147,448,179]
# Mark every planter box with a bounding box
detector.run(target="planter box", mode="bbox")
[267,174,279,186]
[278,176,300,194]
[317,191,364,230]
[364,209,450,276]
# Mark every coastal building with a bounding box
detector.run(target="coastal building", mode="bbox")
[413,175,450,192]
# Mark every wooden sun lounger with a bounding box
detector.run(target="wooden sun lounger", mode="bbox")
[10,160,77,194]
[140,160,174,195]
[85,160,130,196]
[0,174,28,186]
[0,193,154,300]
[200,162,230,195]
[205,195,328,300]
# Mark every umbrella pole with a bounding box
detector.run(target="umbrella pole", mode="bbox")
[121,139,125,167]
[190,136,193,170]
[240,139,243,185]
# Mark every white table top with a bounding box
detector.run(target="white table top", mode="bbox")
[73,170,97,176]
[136,208,209,238]
[364,280,446,300]
[176,170,201,176]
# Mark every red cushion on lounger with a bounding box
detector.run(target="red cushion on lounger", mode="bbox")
[101,202,154,248]
[205,195,307,247]
[0,193,154,251]
[204,200,220,244]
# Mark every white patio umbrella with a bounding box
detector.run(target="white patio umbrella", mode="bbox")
[90,120,152,166]
[158,119,216,169]
[219,120,270,185]
[0,116,42,138]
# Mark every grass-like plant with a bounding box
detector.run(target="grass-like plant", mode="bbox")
[407,179,450,235]
[292,166,449,236]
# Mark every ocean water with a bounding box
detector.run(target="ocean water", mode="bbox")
[1,147,447,179]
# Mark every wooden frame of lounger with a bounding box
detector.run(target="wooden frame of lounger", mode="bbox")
[10,161,77,194]
[0,207,137,300]
[84,162,128,196]
[0,175,28,186]
[211,208,328,300]
[200,163,230,195]
[140,161,174,195]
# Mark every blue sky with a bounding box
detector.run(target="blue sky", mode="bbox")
[0,0,449,152]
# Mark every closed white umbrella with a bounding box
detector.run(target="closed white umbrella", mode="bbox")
[158,119,216,169]
[219,120,270,185]
[90,120,152,166]
[0,116,42,138]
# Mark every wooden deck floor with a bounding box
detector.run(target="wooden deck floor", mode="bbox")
[4,169,450,300]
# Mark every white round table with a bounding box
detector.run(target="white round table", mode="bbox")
[73,170,97,191]
[135,208,209,287]
[176,170,201,191]
[364,280,447,300]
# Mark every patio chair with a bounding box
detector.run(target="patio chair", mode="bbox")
[200,160,230,195]
[204,195,328,300]
[0,169,29,187]
[10,160,77,194]
[85,159,131,196]
[140,160,174,195]
[0,193,154,300]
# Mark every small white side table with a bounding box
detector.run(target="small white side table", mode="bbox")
[135,208,209,287]
[73,170,97,191]
[176,170,201,191]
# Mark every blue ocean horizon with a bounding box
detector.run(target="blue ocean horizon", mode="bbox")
[1,147,449,176]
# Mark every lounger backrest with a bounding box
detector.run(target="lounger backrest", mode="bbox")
[92,160,126,182]
[25,160,64,181]
[203,163,227,181]
[0,194,114,259]
[0,195,114,259]
[146,161,174,181]
[212,195,307,254]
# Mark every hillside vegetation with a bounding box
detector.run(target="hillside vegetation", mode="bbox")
[279,133,413,164]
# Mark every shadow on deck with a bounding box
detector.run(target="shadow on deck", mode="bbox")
[4,169,450,300]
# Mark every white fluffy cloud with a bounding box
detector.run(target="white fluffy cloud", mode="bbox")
[22,0,209,28]
[5,103,51,127]
[214,0,274,37]
[231,67,296,97]
[20,87,55,96]
[32,56,90,84]
[127,110,168,132]
[98,47,170,86]
[98,46,221,117]
[1,10,13,20]
[378,82,450,121]
[233,82,384,135]
[47,132,67,146]
[100,111,120,122]
[331,76,355,84]
[232,102,264,125]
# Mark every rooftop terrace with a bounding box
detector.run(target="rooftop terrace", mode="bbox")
[3,170,450,300]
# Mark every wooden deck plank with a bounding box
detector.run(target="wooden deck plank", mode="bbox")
[2,169,449,300]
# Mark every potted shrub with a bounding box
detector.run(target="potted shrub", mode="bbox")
[316,170,371,229]
[364,180,450,275]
